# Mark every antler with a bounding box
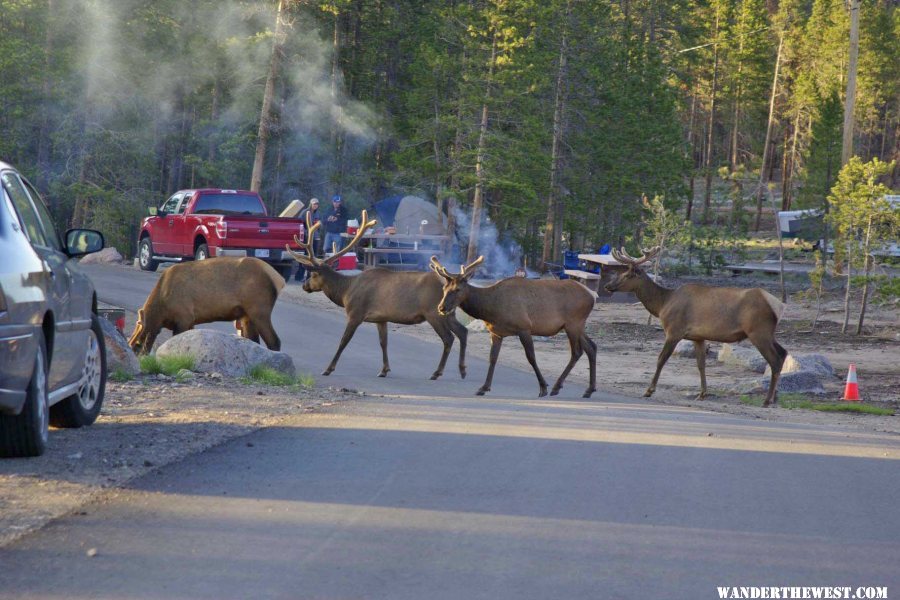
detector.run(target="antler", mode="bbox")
[611,246,660,267]
[323,209,377,267]
[285,209,323,267]
[460,255,485,278]
[430,255,453,278]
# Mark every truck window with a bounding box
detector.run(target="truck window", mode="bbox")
[192,193,265,216]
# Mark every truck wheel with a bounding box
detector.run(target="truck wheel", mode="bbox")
[50,315,106,428]
[195,243,209,261]
[0,331,50,457]
[139,238,159,271]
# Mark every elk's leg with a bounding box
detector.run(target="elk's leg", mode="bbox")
[424,316,454,380]
[376,322,391,377]
[694,341,708,399]
[238,317,261,344]
[448,316,468,379]
[551,330,583,396]
[323,319,362,376]
[477,334,503,396]
[249,312,281,352]
[751,336,787,407]
[518,332,549,397]
[646,338,679,397]
[581,334,597,398]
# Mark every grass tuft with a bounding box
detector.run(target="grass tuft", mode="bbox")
[109,368,134,382]
[739,393,892,415]
[140,354,196,376]
[240,365,315,388]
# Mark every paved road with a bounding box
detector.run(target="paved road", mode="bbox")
[2,264,899,598]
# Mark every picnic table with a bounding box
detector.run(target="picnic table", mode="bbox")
[341,232,451,270]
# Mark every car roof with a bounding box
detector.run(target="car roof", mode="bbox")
[0,160,16,171]
[178,188,257,195]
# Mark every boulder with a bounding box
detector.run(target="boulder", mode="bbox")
[717,343,768,373]
[673,339,715,359]
[97,317,140,376]
[757,371,827,395]
[156,329,295,377]
[765,353,835,378]
[80,247,124,265]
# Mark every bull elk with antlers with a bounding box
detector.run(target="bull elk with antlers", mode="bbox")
[431,256,597,398]
[285,210,468,379]
[605,247,787,406]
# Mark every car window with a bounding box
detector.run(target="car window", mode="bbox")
[161,194,182,213]
[22,178,63,251]
[192,193,265,216]
[175,193,191,215]
[1,171,48,247]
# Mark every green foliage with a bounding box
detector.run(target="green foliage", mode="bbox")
[240,365,314,388]
[741,394,893,415]
[139,354,196,377]
[108,368,134,383]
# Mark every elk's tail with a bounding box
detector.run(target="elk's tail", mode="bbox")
[761,290,786,323]
[260,261,287,295]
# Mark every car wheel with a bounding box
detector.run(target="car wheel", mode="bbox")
[195,243,209,261]
[139,238,159,271]
[0,331,50,457]
[50,315,106,428]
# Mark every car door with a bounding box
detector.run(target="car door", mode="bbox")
[154,193,183,254]
[170,192,193,257]
[0,171,76,391]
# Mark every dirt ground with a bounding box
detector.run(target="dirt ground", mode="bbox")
[1,268,896,548]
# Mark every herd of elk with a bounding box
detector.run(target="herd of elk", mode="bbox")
[128,216,788,406]
[129,257,284,355]
[605,246,787,407]
[430,256,597,399]
[285,210,468,380]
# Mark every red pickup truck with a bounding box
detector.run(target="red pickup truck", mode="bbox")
[136,189,304,279]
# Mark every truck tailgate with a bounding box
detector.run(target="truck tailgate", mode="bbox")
[220,216,304,250]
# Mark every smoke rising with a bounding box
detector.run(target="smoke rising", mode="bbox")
[450,206,524,278]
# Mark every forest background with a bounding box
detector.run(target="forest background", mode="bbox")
[0,0,896,266]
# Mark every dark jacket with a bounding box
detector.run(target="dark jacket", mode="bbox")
[323,204,348,234]
[299,207,321,238]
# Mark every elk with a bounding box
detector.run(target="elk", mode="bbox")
[285,210,468,379]
[605,247,787,406]
[431,256,597,398]
[128,257,284,354]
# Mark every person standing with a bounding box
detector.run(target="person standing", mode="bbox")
[295,198,322,282]
[323,194,348,256]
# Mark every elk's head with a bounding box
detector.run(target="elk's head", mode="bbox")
[431,256,485,315]
[128,309,148,354]
[285,209,376,294]
[604,246,660,293]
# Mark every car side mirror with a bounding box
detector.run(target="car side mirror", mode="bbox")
[65,229,105,257]
[148,206,159,217]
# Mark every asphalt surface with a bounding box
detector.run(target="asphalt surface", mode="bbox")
[2,264,899,599]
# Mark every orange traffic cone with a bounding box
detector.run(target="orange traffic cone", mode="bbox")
[843,364,860,401]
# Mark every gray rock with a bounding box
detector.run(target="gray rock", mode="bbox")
[175,368,195,380]
[79,246,124,265]
[673,339,715,359]
[156,329,295,377]
[757,371,827,394]
[97,317,140,376]
[766,353,835,378]
[717,343,768,373]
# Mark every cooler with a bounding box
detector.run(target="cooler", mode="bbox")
[336,252,358,270]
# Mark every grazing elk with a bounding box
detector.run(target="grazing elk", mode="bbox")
[129,257,284,354]
[431,256,597,398]
[285,210,468,379]
[605,246,787,406]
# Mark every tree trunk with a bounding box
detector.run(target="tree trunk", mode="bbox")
[250,0,290,193]
[856,216,873,335]
[330,6,345,195]
[686,91,697,221]
[36,0,54,198]
[466,34,498,264]
[541,0,570,269]
[729,32,744,169]
[702,10,720,224]
[841,240,853,334]
[841,0,861,165]
[754,31,784,231]
[780,125,791,210]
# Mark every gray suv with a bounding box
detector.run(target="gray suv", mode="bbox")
[0,161,107,457]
